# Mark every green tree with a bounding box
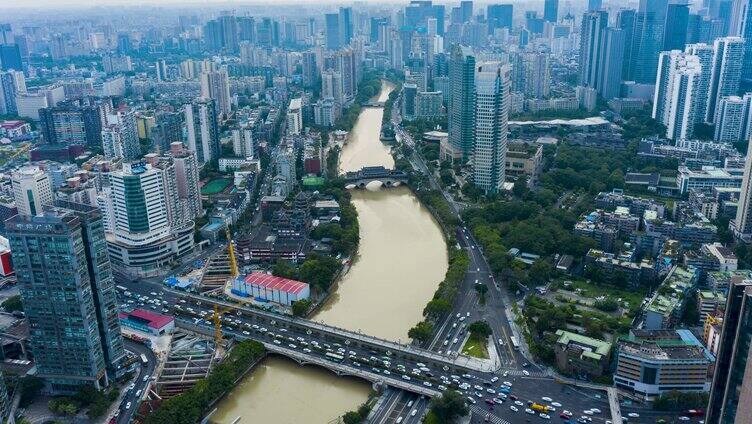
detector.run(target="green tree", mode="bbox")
[428,390,469,423]
[529,260,552,285]
[467,320,492,340]
[343,411,363,424]
[292,299,312,317]
[272,260,298,279]
[1,295,23,313]
[474,283,488,305]
[408,321,434,343]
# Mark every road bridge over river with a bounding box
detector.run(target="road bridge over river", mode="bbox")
[343,166,409,188]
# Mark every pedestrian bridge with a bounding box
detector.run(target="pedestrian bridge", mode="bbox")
[343,166,408,189]
[363,100,386,107]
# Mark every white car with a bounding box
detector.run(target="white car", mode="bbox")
[515,401,524,406]
[503,381,513,387]
[627,413,640,418]
[510,406,519,412]
[467,397,477,404]
[591,408,601,414]
[539,414,550,420]
[678,417,690,422]
[522,370,530,376]
[490,376,499,383]
[525,408,535,415]
[583,410,594,415]
[552,402,562,407]
[486,388,496,394]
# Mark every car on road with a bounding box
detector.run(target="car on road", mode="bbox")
[514,401,524,406]
[678,417,690,421]
[522,370,530,376]
[525,408,535,414]
[627,413,640,418]
[542,396,553,402]
[466,397,476,404]
[583,410,594,415]
[540,413,550,419]
[490,376,499,383]
[402,375,411,381]
[503,381,512,387]
[125,402,132,410]
[510,405,518,412]
[273,339,281,345]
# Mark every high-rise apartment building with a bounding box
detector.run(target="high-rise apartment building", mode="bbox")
[705,279,752,422]
[287,98,303,136]
[11,166,53,217]
[39,99,109,146]
[102,110,139,161]
[652,51,703,140]
[0,70,24,115]
[169,143,204,225]
[706,37,745,122]
[472,62,510,195]
[185,98,219,165]
[338,7,354,47]
[714,94,752,142]
[321,70,344,105]
[731,0,751,83]
[579,11,608,89]
[200,68,231,118]
[7,201,126,394]
[448,45,475,160]
[685,43,715,123]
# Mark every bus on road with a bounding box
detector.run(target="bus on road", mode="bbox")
[510,336,520,350]
[325,352,344,363]
[140,354,149,365]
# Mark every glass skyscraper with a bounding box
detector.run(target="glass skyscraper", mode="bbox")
[7,201,125,394]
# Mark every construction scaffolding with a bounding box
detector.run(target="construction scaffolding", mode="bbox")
[154,330,217,399]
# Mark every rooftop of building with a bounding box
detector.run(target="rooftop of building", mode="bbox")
[620,329,713,361]
[119,308,174,329]
[555,329,612,360]
[241,272,308,294]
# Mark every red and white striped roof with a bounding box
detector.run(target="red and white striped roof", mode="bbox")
[243,272,308,294]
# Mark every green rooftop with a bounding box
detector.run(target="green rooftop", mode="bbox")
[555,329,612,359]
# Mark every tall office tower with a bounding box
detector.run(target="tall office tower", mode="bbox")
[714,94,752,142]
[302,51,318,87]
[325,13,340,50]
[579,11,608,88]
[0,23,12,45]
[200,68,231,118]
[185,98,219,165]
[617,9,637,80]
[588,0,603,11]
[630,0,669,84]
[104,160,193,277]
[706,37,745,122]
[663,3,689,51]
[0,70,22,114]
[151,111,182,153]
[472,62,510,195]
[339,7,354,47]
[598,28,627,100]
[11,166,53,216]
[237,16,256,42]
[169,143,204,222]
[685,43,715,123]
[487,4,513,33]
[448,45,475,159]
[218,13,239,53]
[404,1,445,36]
[7,201,126,394]
[544,0,559,22]
[652,52,703,140]
[155,60,168,82]
[116,33,131,54]
[0,44,22,71]
[460,1,473,23]
[705,278,752,422]
[287,98,303,136]
[731,0,752,83]
[402,82,418,121]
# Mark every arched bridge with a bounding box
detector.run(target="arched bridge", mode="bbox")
[344,166,408,189]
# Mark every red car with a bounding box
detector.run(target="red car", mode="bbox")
[509,395,518,401]
[560,412,572,419]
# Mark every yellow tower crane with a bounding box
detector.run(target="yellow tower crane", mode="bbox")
[213,226,240,349]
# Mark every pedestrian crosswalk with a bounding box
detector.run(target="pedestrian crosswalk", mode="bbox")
[470,405,511,424]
